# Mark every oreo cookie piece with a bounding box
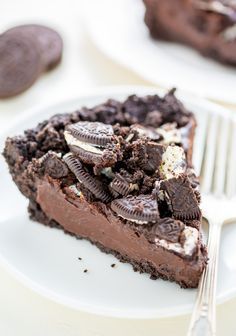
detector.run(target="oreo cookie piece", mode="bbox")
[160,145,187,179]
[5,24,63,71]
[63,153,111,202]
[156,123,182,145]
[160,175,201,220]
[111,194,159,224]
[130,124,161,141]
[109,173,139,197]
[40,151,69,179]
[142,142,165,173]
[64,121,118,167]
[0,34,42,98]
[149,218,185,243]
[130,140,165,173]
[186,167,201,203]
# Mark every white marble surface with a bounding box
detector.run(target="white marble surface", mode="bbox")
[0,0,236,335]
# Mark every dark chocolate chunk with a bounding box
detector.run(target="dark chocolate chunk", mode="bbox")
[63,153,111,202]
[0,34,42,98]
[161,175,201,220]
[130,140,165,173]
[143,142,165,173]
[5,24,63,71]
[111,194,159,224]
[65,121,114,146]
[41,151,69,179]
[149,218,185,243]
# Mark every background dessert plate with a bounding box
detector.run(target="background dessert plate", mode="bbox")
[0,86,236,319]
[82,0,236,104]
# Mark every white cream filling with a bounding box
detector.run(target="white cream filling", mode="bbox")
[101,167,115,179]
[68,184,82,197]
[160,145,186,179]
[116,213,149,224]
[64,131,104,155]
[125,133,135,142]
[223,24,236,41]
[156,124,182,145]
[154,226,199,257]
[129,183,139,191]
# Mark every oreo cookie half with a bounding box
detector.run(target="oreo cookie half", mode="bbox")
[111,195,159,224]
[65,121,114,146]
[160,175,201,220]
[64,121,117,166]
[63,153,111,202]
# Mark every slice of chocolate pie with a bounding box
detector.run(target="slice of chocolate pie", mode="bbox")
[143,0,236,65]
[3,90,207,288]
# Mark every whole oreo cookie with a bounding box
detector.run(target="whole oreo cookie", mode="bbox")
[0,34,42,98]
[4,24,63,71]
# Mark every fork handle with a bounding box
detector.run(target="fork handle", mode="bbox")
[187,221,222,336]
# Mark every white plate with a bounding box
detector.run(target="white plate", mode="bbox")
[82,0,236,104]
[0,86,236,319]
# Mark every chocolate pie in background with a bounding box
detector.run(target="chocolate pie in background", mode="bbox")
[143,0,236,66]
[3,90,207,288]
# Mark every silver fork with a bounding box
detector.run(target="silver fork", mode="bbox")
[187,112,236,336]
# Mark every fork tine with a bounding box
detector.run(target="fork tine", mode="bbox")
[226,118,236,198]
[193,112,209,177]
[200,114,219,194]
[213,116,230,196]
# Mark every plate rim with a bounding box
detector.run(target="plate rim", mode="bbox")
[0,84,235,319]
